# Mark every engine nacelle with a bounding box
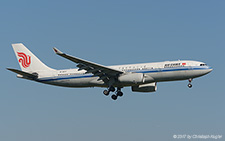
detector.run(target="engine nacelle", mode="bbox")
[118,73,144,84]
[132,82,157,92]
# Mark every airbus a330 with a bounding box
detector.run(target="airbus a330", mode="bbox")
[7,43,213,100]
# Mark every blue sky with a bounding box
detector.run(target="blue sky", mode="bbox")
[1,0,224,140]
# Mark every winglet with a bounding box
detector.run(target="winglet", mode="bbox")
[53,47,63,55]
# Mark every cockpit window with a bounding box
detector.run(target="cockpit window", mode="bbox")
[200,64,207,66]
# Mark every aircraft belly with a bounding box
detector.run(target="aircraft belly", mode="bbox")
[184,69,211,78]
[148,69,207,82]
[148,71,185,82]
[40,77,105,88]
[63,78,93,87]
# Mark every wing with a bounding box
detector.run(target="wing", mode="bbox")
[53,48,123,81]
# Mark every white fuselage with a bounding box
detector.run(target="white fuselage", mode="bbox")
[9,43,213,100]
[35,60,212,88]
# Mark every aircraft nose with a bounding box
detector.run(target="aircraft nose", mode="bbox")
[206,66,213,74]
[199,66,213,76]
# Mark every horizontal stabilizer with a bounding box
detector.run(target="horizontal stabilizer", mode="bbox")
[7,68,38,79]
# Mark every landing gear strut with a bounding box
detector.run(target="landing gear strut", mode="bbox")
[188,78,192,88]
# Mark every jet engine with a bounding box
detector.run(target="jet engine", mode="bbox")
[131,82,157,92]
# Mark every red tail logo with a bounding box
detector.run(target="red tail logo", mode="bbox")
[17,52,31,68]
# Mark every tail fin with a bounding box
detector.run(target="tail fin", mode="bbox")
[12,43,54,72]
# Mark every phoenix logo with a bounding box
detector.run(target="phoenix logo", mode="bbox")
[17,52,31,68]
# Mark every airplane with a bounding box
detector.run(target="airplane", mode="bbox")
[7,43,213,100]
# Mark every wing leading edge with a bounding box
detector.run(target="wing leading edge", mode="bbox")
[53,48,123,81]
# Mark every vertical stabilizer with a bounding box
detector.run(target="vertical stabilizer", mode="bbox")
[12,43,54,72]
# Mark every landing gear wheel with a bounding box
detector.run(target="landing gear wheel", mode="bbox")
[109,86,115,92]
[188,84,192,88]
[111,94,117,100]
[103,90,109,96]
[117,91,123,97]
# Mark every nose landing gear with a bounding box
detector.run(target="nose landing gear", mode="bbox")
[188,83,192,88]
[188,78,193,88]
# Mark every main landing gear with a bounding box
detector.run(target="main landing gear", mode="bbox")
[103,86,123,100]
[103,86,115,96]
[188,78,193,88]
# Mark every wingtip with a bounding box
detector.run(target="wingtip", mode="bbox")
[53,47,63,54]
[6,68,13,71]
